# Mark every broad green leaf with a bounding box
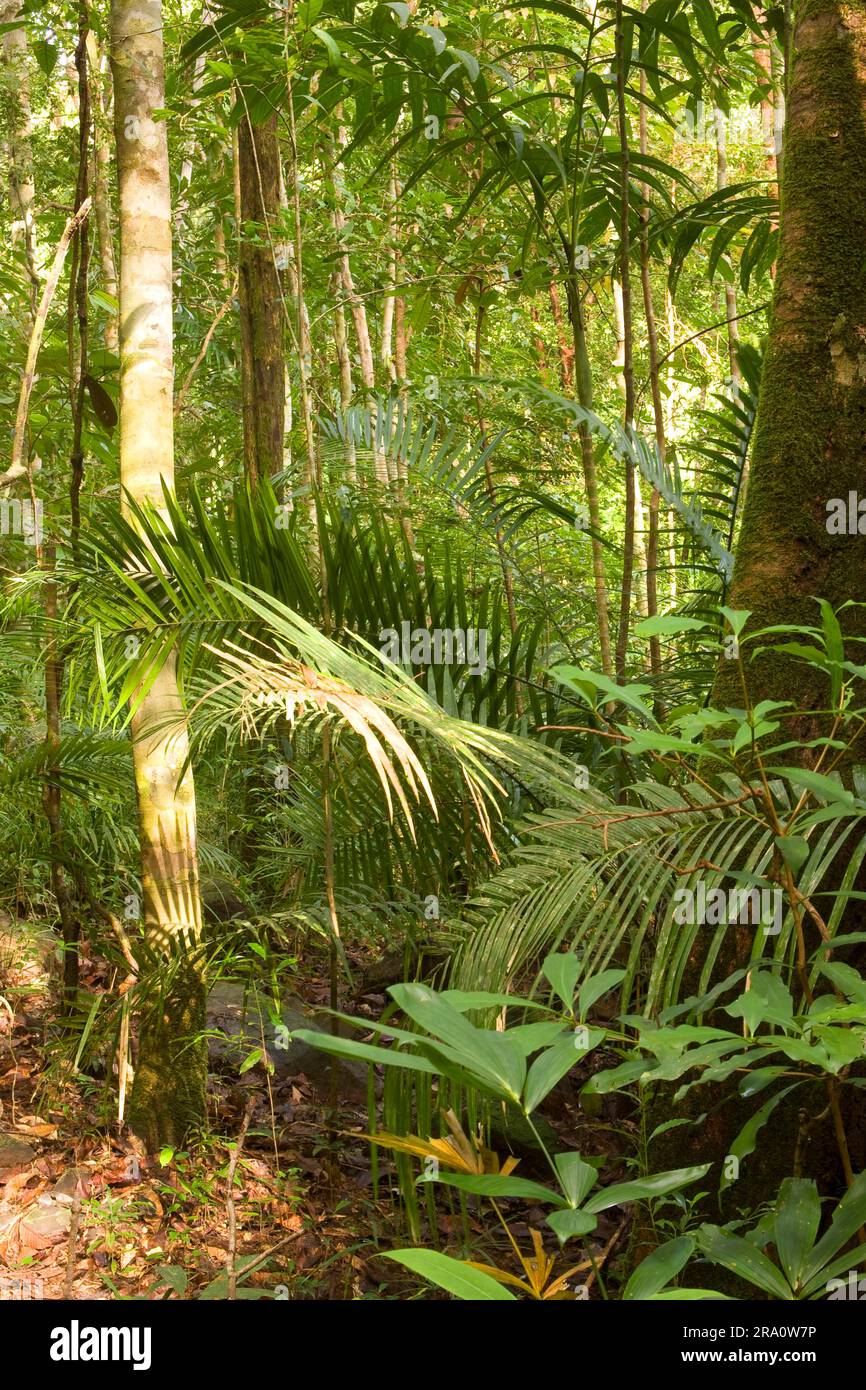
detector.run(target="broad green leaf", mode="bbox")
[802,1171,866,1283]
[541,951,580,1010]
[721,1085,798,1193]
[577,968,625,1018]
[774,1179,821,1292]
[634,615,707,638]
[382,1249,517,1300]
[290,1028,440,1077]
[524,1028,603,1112]
[774,834,810,875]
[697,1227,792,1300]
[389,983,526,1099]
[623,1236,695,1300]
[546,1208,598,1246]
[583,1165,710,1214]
[818,961,866,1003]
[554,1152,598,1209]
[425,1173,562,1204]
[766,767,856,808]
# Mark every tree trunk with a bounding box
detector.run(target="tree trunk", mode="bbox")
[236,104,285,487]
[86,32,119,353]
[563,285,614,676]
[0,0,38,311]
[638,48,663,699]
[714,107,741,395]
[327,125,388,483]
[110,0,205,1153]
[713,0,866,724]
[613,0,636,686]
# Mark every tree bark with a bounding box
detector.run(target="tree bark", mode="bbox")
[0,0,38,311]
[86,32,119,352]
[236,104,285,487]
[713,0,866,725]
[111,0,205,1153]
[613,0,636,685]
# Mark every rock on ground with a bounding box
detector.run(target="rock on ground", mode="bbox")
[206,983,369,1103]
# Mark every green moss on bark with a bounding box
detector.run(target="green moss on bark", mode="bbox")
[127,960,207,1154]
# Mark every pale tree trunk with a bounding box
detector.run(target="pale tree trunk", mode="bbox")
[714,107,741,395]
[110,0,205,1153]
[322,141,355,484]
[613,0,636,685]
[564,281,614,676]
[613,276,648,620]
[329,260,356,480]
[474,295,518,636]
[0,0,38,311]
[285,83,317,496]
[86,33,119,352]
[380,169,398,387]
[664,286,678,602]
[638,46,663,697]
[328,125,388,483]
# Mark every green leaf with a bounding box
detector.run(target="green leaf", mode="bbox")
[583,1165,711,1214]
[238,1047,263,1074]
[697,1226,792,1299]
[720,607,751,638]
[389,983,526,1100]
[32,39,57,76]
[818,961,866,1003]
[425,1173,562,1204]
[623,1236,695,1300]
[774,1179,821,1292]
[554,1152,599,1209]
[721,1085,798,1193]
[725,973,794,1031]
[552,667,656,723]
[290,1027,440,1077]
[310,25,341,64]
[801,1171,866,1285]
[546,1207,598,1246]
[774,834,810,876]
[541,951,580,1010]
[766,767,857,808]
[816,598,844,705]
[382,1249,517,1300]
[524,1031,597,1112]
[647,1288,734,1300]
[634,615,707,638]
[578,968,625,1018]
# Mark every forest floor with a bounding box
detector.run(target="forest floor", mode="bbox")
[0,919,632,1301]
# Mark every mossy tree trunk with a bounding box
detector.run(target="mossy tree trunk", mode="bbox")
[110,0,206,1153]
[714,0,866,723]
[655,6,866,1261]
[236,105,285,488]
